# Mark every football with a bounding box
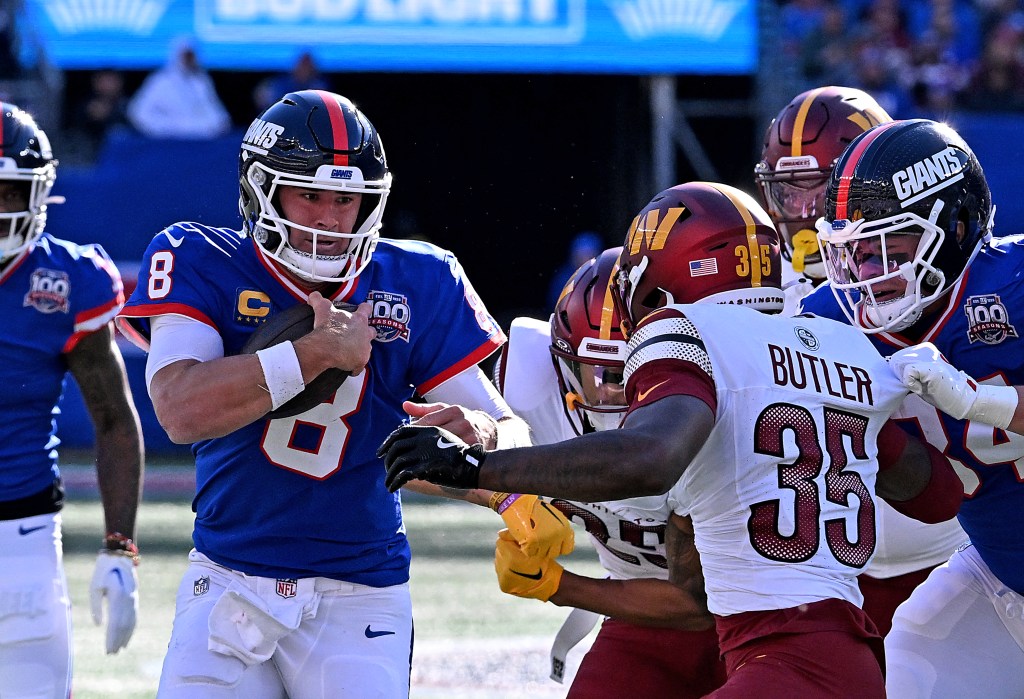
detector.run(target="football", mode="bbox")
[241,300,359,419]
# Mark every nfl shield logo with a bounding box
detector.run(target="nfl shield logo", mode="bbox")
[193,576,210,596]
[276,578,298,599]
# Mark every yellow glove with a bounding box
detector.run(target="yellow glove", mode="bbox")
[489,492,574,558]
[494,529,564,602]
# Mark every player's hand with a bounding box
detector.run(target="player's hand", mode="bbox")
[403,400,499,449]
[890,342,1018,429]
[305,293,374,375]
[378,424,486,492]
[89,552,139,654]
[494,529,564,602]
[492,494,574,558]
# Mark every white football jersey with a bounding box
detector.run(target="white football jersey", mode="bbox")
[779,273,967,580]
[500,317,673,580]
[625,304,909,616]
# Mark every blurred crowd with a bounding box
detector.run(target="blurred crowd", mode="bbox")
[780,0,1024,116]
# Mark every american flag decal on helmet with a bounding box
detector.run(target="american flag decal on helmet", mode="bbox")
[689,258,718,277]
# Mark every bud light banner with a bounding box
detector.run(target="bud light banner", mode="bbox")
[24,0,757,74]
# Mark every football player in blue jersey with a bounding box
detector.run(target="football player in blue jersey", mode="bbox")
[756,87,968,641]
[116,90,528,699]
[801,118,1024,698]
[0,102,143,698]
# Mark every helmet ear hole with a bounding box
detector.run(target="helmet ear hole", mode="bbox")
[640,288,667,311]
[558,310,571,333]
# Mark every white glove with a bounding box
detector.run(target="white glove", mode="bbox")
[90,552,139,654]
[890,342,1018,429]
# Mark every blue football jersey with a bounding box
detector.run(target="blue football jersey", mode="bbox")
[0,234,124,499]
[801,236,1024,593]
[118,222,505,586]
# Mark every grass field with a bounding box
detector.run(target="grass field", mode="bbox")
[63,496,604,698]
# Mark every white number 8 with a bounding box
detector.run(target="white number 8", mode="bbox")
[260,372,368,479]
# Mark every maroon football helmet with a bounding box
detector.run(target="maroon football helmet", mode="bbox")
[550,247,628,434]
[755,86,891,279]
[613,182,783,336]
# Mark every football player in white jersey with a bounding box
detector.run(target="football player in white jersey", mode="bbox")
[492,247,725,697]
[380,181,964,698]
[755,86,967,637]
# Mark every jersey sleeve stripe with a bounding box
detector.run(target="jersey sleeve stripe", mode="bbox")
[416,334,506,395]
[624,312,713,382]
[73,296,123,333]
[117,302,218,331]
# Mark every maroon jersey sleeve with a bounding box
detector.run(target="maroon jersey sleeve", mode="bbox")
[623,307,717,416]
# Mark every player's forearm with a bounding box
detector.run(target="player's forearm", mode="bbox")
[151,356,279,442]
[94,423,143,538]
[477,396,710,501]
[400,480,492,507]
[478,432,680,502]
[550,573,714,630]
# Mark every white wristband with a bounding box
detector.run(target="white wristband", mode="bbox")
[256,341,305,410]
[495,416,531,450]
[970,384,1019,430]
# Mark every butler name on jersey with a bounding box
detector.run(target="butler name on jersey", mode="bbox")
[118,220,504,585]
[625,302,911,615]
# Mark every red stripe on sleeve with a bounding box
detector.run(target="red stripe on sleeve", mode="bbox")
[314,90,349,167]
[834,121,900,220]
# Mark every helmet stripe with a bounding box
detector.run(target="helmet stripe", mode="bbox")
[313,90,349,166]
[708,183,763,287]
[834,121,901,219]
[599,258,619,340]
[791,86,825,157]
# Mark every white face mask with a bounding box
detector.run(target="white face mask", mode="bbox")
[816,207,947,334]
[246,161,390,283]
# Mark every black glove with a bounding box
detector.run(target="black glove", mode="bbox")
[377,424,487,492]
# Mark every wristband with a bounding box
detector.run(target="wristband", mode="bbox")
[256,341,305,410]
[495,417,529,450]
[971,384,1019,430]
[489,491,521,514]
[102,532,140,566]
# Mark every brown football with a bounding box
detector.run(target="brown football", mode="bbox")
[241,301,358,419]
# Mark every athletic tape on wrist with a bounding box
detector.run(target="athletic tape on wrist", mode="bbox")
[490,492,521,514]
[256,341,305,410]
[971,384,1019,430]
[495,418,528,450]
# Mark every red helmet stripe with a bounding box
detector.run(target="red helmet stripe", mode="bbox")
[313,90,349,166]
[791,86,825,157]
[834,121,900,219]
